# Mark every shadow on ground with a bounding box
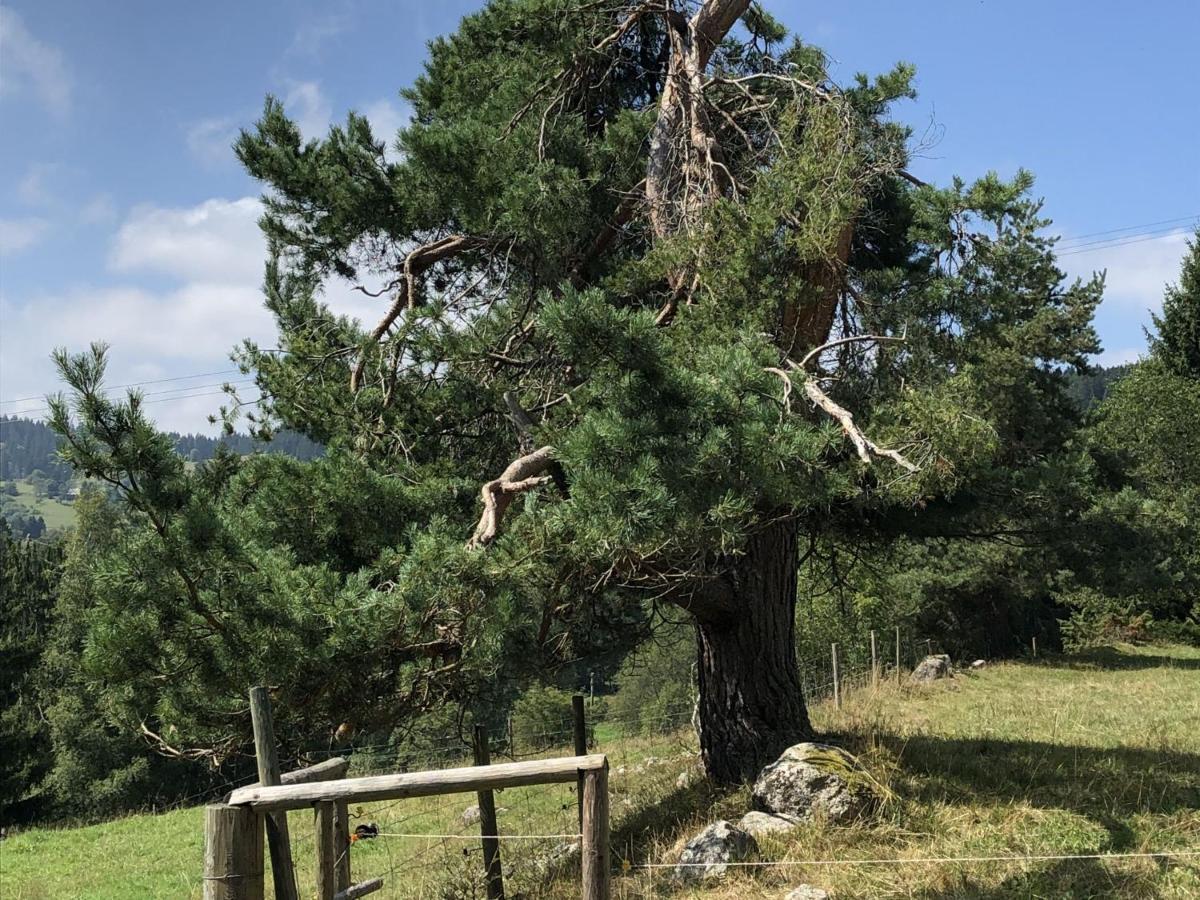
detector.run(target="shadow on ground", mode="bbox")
[1047,644,1200,671]
[913,855,1196,899]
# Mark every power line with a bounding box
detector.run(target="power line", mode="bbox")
[1055,214,1198,245]
[1,369,241,405]
[1057,230,1191,258]
[9,389,262,422]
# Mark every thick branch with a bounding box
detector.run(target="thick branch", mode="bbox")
[350,235,493,392]
[466,445,558,549]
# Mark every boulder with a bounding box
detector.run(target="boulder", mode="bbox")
[737,810,802,838]
[673,820,757,882]
[910,654,953,683]
[752,742,878,825]
[784,886,830,900]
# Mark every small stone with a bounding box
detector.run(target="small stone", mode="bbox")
[673,820,757,882]
[783,885,830,900]
[675,770,693,790]
[460,805,480,826]
[970,659,987,670]
[737,810,802,837]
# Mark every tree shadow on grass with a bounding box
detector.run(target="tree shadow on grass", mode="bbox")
[913,855,1193,899]
[847,732,1200,852]
[1051,645,1200,671]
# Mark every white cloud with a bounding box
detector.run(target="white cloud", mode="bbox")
[283,80,331,141]
[0,8,71,116]
[110,198,265,284]
[2,195,382,432]
[1093,346,1143,368]
[0,217,49,254]
[1061,229,1192,317]
[186,117,240,166]
[361,98,411,162]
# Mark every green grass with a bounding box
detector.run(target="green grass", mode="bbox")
[6,479,77,530]
[2,643,1198,899]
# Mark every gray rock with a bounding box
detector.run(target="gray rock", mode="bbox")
[737,810,802,837]
[752,742,878,825]
[460,804,506,826]
[675,770,694,790]
[673,820,757,882]
[910,653,953,683]
[970,659,987,670]
[784,886,830,900]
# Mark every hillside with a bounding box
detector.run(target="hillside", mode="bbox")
[0,417,323,536]
[2,642,1196,899]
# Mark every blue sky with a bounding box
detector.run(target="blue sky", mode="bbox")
[2,0,1197,432]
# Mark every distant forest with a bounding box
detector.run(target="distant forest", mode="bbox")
[0,416,322,484]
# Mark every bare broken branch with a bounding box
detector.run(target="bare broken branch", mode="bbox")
[466,445,558,549]
[801,378,918,473]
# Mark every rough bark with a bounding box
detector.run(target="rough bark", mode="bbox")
[693,517,811,783]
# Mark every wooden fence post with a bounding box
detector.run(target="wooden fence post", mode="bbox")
[249,686,299,900]
[870,630,879,687]
[333,800,351,892]
[831,643,841,709]
[473,725,505,900]
[572,694,587,832]
[581,761,610,900]
[895,626,901,685]
[315,801,337,900]
[1032,636,1038,658]
[204,804,264,900]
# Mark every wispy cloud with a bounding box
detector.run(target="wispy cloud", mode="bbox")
[361,98,411,161]
[186,116,241,167]
[283,80,332,141]
[0,8,71,117]
[79,193,118,225]
[0,217,49,254]
[1061,229,1192,317]
[288,12,351,58]
[17,162,60,206]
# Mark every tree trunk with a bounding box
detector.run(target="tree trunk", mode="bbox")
[694,516,811,784]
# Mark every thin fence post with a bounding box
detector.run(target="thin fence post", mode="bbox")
[249,686,299,900]
[315,801,337,900]
[507,715,515,759]
[831,643,841,710]
[925,638,933,657]
[473,724,505,900]
[581,761,610,900]
[204,803,264,900]
[333,800,351,892]
[1032,636,1038,658]
[895,626,902,684]
[572,694,588,832]
[870,630,879,687]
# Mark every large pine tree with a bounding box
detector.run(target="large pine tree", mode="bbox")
[51,0,1100,785]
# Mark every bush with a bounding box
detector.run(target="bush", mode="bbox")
[510,685,576,751]
[605,626,694,736]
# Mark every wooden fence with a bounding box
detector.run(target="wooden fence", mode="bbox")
[202,689,610,900]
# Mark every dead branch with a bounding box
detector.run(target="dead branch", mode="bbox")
[798,333,907,371]
[801,378,918,473]
[466,445,558,549]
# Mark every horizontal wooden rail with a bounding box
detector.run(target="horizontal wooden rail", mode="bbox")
[228,754,607,812]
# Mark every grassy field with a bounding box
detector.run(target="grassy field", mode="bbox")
[2,643,1198,898]
[5,479,77,530]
